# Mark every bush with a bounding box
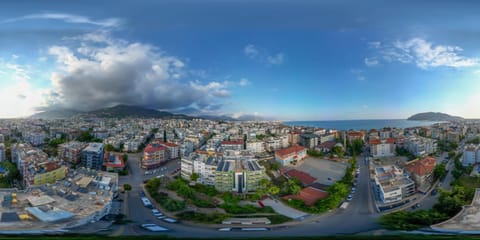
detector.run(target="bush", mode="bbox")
[176,211,230,224]
[123,184,132,191]
[220,204,275,214]
[193,184,218,196]
[145,178,186,212]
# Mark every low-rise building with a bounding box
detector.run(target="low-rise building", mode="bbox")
[221,140,244,151]
[104,152,126,172]
[274,145,307,166]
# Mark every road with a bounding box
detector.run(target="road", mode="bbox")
[104,152,382,237]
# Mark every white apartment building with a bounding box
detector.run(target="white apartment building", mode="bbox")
[246,140,265,153]
[374,165,415,204]
[370,138,396,158]
[405,136,437,157]
[462,144,480,166]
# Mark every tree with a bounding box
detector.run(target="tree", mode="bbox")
[267,186,280,196]
[105,144,115,152]
[190,172,200,182]
[123,184,132,191]
[434,163,447,180]
[332,146,344,158]
[122,154,128,163]
[351,139,363,156]
[448,151,456,159]
[270,162,281,171]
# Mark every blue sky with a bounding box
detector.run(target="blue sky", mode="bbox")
[1,0,480,120]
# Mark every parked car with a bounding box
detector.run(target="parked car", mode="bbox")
[431,189,439,196]
[347,194,353,201]
[140,223,169,232]
[162,218,178,223]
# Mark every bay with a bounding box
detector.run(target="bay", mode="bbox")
[284,119,443,131]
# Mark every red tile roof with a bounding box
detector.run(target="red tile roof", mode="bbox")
[386,138,396,144]
[405,156,436,176]
[144,144,167,153]
[369,139,381,145]
[282,187,329,206]
[275,145,306,158]
[285,169,317,185]
[221,140,244,145]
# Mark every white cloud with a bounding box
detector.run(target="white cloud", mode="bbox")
[11,54,19,59]
[350,69,366,81]
[244,44,259,58]
[238,78,250,86]
[371,38,478,69]
[368,41,381,49]
[43,31,232,112]
[364,57,379,67]
[244,44,285,65]
[0,63,45,118]
[3,13,122,28]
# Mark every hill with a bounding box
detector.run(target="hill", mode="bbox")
[30,105,194,119]
[30,109,83,119]
[407,112,463,121]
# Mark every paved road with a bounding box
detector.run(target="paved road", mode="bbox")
[105,152,382,237]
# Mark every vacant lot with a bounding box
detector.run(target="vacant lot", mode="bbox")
[296,157,348,185]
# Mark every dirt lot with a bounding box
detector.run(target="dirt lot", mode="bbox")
[295,157,348,185]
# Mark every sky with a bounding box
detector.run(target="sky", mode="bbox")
[1,0,480,120]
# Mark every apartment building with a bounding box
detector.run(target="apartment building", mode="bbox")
[405,136,437,157]
[81,143,105,170]
[370,138,395,158]
[181,150,267,193]
[142,144,168,169]
[151,140,179,159]
[299,134,318,149]
[462,144,480,166]
[58,141,88,165]
[221,140,244,151]
[405,156,436,193]
[246,140,265,153]
[374,165,415,204]
[0,143,5,162]
[14,145,67,187]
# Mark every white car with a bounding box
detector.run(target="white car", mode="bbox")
[218,227,232,232]
[141,223,169,232]
[347,195,353,201]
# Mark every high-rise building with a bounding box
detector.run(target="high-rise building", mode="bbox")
[81,143,105,170]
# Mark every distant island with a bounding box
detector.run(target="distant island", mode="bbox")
[407,112,464,121]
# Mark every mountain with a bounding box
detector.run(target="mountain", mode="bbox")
[30,109,83,119]
[30,105,194,119]
[407,112,464,121]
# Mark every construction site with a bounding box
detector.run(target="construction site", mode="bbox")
[0,168,118,233]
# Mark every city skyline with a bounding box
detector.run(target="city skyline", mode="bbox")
[1,0,480,120]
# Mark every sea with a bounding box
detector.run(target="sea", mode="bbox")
[284,119,444,131]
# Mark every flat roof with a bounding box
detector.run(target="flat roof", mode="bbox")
[76,176,94,188]
[27,195,56,207]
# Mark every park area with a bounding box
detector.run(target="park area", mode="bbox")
[144,177,292,225]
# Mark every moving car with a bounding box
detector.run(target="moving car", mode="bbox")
[218,227,232,232]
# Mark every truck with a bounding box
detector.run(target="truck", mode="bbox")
[141,197,153,208]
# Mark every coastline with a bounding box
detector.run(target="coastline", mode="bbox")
[283,119,445,131]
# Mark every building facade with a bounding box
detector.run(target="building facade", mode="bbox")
[274,145,307,166]
[81,143,105,170]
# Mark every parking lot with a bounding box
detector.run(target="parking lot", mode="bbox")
[296,157,348,185]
